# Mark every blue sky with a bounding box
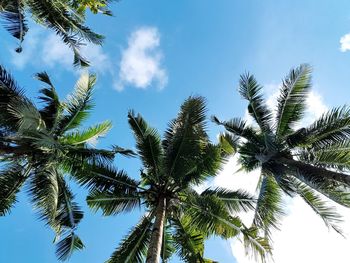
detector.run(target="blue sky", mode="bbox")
[1,0,350,262]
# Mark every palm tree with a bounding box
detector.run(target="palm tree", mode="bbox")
[0,65,125,260]
[0,0,116,66]
[213,64,350,243]
[85,97,270,263]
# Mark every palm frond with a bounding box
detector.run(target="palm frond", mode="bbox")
[70,163,140,192]
[302,141,350,171]
[0,163,29,216]
[57,73,95,133]
[0,65,28,129]
[55,232,84,261]
[61,120,112,146]
[275,64,312,137]
[253,174,285,239]
[7,96,45,132]
[161,223,175,262]
[107,214,153,263]
[163,96,209,183]
[180,143,222,188]
[36,72,61,130]
[286,106,350,148]
[172,216,208,263]
[0,0,28,52]
[293,180,344,234]
[127,110,162,182]
[238,74,272,132]
[212,116,260,143]
[27,0,103,67]
[183,191,242,238]
[201,187,256,213]
[241,226,271,263]
[87,188,140,216]
[28,167,60,224]
[218,132,239,157]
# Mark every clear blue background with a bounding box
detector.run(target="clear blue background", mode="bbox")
[1,0,350,262]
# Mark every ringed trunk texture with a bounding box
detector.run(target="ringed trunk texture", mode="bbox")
[278,157,350,186]
[146,197,166,263]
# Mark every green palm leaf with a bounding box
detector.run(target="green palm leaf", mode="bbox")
[238,73,272,132]
[61,120,112,145]
[0,163,30,215]
[58,73,96,133]
[107,214,154,263]
[55,232,84,261]
[0,0,28,52]
[87,188,140,216]
[253,174,285,239]
[127,110,162,182]
[275,64,312,137]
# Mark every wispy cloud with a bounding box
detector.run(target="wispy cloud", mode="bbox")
[115,27,168,91]
[10,25,167,92]
[10,29,111,74]
[213,85,350,263]
[340,33,350,52]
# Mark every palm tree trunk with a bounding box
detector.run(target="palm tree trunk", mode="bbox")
[278,157,350,186]
[146,197,166,263]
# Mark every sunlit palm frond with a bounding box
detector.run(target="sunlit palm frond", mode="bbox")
[57,73,96,133]
[61,120,112,146]
[275,64,312,137]
[238,73,272,132]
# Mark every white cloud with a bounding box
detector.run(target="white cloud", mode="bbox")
[10,28,112,74]
[213,86,350,263]
[116,27,168,91]
[41,34,72,68]
[340,33,350,52]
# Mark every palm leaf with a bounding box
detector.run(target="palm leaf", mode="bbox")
[57,73,95,133]
[293,180,344,234]
[212,116,260,144]
[127,110,162,182]
[107,214,153,263]
[36,72,61,130]
[55,232,84,261]
[163,96,208,183]
[87,188,140,216]
[61,120,112,146]
[172,216,208,263]
[201,187,256,213]
[253,174,285,239]
[0,0,28,52]
[0,163,30,216]
[275,64,312,137]
[286,106,350,148]
[238,74,272,132]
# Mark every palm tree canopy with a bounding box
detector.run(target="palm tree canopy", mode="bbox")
[213,64,350,242]
[0,0,117,66]
[0,65,125,260]
[85,96,270,263]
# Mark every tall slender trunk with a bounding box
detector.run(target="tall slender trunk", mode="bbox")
[146,197,166,263]
[278,157,350,186]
